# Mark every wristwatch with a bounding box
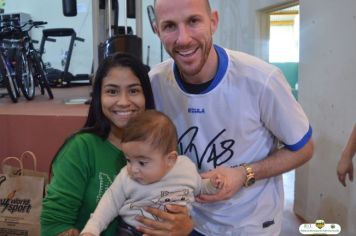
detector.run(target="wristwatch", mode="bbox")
[240,163,255,187]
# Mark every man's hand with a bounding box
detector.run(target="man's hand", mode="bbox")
[135,205,193,236]
[196,166,245,203]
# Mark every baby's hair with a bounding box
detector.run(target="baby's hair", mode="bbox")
[121,110,178,155]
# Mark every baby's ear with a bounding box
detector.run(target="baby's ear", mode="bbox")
[167,151,178,166]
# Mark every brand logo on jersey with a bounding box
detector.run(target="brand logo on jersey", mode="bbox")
[188,108,205,114]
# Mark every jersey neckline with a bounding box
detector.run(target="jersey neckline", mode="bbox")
[173,45,228,94]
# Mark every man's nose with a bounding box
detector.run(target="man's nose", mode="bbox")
[176,25,191,45]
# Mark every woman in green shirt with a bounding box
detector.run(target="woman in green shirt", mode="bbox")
[41,53,193,236]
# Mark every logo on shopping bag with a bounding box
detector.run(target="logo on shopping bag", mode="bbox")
[0,190,32,214]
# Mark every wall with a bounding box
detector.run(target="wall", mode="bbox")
[4,0,93,75]
[295,1,356,235]
[0,115,85,173]
[211,0,295,54]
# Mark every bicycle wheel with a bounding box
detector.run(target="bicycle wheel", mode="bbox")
[0,54,18,103]
[30,51,53,99]
[16,50,35,100]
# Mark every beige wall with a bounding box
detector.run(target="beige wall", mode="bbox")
[296,1,356,235]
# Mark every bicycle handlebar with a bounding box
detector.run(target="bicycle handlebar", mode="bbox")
[0,19,47,32]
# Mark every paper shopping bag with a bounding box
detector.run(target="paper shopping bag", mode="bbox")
[2,151,49,197]
[0,156,44,236]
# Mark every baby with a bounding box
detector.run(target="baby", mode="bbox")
[81,110,225,236]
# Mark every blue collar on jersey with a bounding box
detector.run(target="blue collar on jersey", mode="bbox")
[173,44,228,94]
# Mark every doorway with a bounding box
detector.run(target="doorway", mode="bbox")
[269,6,300,214]
[269,4,300,99]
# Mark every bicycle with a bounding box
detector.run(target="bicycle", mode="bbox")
[0,26,20,102]
[0,18,53,100]
[15,19,53,99]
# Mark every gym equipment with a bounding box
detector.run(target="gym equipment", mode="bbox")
[98,0,143,64]
[62,0,77,17]
[39,28,90,87]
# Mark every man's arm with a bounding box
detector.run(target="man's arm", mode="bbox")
[252,138,314,180]
[197,138,314,202]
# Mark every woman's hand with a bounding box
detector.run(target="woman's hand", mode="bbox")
[80,233,95,236]
[135,204,194,236]
[57,228,80,236]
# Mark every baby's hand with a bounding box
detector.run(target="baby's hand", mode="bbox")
[210,173,225,189]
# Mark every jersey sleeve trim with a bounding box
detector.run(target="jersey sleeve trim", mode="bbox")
[284,125,313,151]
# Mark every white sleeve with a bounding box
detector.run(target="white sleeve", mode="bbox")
[81,169,127,235]
[260,69,312,151]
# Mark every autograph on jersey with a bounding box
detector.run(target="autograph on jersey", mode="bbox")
[178,126,235,169]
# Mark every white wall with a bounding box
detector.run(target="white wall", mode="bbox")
[211,0,295,55]
[295,1,356,235]
[4,0,93,75]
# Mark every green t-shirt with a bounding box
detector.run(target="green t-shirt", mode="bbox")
[41,133,126,236]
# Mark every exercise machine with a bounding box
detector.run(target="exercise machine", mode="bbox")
[39,28,90,87]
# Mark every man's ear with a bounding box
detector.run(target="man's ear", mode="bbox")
[154,23,160,36]
[210,10,219,34]
[167,151,178,166]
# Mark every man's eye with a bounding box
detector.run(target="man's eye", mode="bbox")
[163,23,175,31]
[190,18,200,26]
[190,18,198,24]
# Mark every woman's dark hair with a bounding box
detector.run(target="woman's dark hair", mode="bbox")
[83,52,155,139]
[49,53,155,177]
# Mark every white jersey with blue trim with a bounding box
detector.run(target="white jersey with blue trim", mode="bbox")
[149,45,312,235]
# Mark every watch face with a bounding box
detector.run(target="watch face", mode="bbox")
[247,178,255,186]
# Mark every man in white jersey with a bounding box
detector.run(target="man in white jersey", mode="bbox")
[149,0,314,235]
